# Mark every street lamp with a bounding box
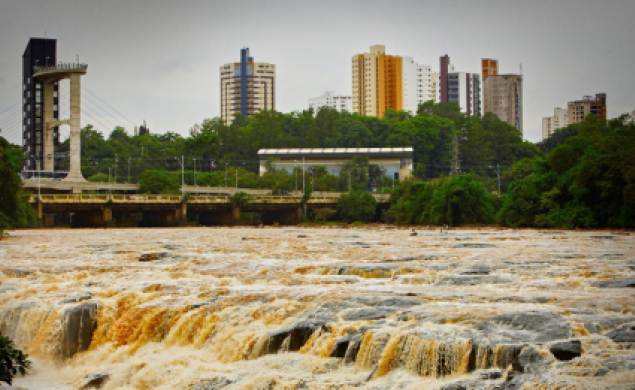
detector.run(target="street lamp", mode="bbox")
[294,160,298,193]
[175,156,185,197]
[114,154,118,183]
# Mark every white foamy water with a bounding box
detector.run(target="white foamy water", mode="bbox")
[1,227,634,389]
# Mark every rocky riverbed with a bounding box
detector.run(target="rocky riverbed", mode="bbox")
[1,227,634,389]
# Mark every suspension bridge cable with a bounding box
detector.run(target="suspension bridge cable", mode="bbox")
[82,87,137,129]
[0,101,22,117]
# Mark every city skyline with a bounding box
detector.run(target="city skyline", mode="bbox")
[1,0,634,144]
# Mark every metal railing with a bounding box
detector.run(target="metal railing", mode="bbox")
[30,193,389,204]
[33,63,88,73]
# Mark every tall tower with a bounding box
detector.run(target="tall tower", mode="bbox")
[437,54,480,116]
[220,48,276,125]
[482,58,523,134]
[25,38,88,181]
[23,38,58,171]
[352,45,403,118]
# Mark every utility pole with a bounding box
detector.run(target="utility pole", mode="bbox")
[302,157,305,193]
[181,155,184,197]
[114,154,118,183]
[108,167,111,195]
[450,133,461,176]
[194,158,197,186]
[294,160,298,193]
[128,157,131,183]
[496,163,501,194]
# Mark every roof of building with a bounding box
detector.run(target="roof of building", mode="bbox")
[258,147,413,159]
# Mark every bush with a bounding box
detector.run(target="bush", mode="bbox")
[1,333,31,385]
[387,175,498,226]
[428,174,498,226]
[230,191,253,208]
[337,191,377,223]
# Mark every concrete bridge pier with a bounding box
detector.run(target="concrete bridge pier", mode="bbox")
[73,208,113,228]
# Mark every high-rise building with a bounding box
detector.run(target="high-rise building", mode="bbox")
[437,55,481,116]
[481,58,523,134]
[220,48,275,125]
[542,107,568,140]
[402,57,432,114]
[430,72,438,103]
[23,38,59,171]
[308,91,352,113]
[567,93,606,124]
[351,45,431,117]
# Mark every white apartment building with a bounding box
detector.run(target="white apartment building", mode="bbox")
[542,107,568,140]
[308,91,352,113]
[402,57,432,114]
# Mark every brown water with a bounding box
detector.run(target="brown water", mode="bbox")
[1,227,634,389]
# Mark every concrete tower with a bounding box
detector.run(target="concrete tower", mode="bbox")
[33,62,88,181]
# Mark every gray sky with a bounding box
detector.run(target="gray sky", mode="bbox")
[1,0,634,144]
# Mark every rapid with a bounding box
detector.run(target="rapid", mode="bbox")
[1,227,634,389]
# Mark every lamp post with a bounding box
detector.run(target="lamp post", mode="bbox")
[294,160,298,193]
[174,156,184,198]
[114,154,118,184]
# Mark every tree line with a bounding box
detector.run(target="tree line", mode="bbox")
[5,102,633,229]
[54,101,539,191]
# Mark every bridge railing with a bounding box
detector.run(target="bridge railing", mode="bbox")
[30,193,389,204]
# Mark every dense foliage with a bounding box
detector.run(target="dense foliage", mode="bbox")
[498,116,635,228]
[0,136,36,234]
[0,333,31,385]
[337,191,377,223]
[386,174,498,226]
[57,102,537,188]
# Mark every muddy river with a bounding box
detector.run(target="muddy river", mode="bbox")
[1,227,634,389]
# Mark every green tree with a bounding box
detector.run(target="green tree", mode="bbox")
[0,137,36,233]
[1,333,31,385]
[138,170,180,194]
[337,191,377,223]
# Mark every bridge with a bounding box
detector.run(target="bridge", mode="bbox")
[30,193,390,227]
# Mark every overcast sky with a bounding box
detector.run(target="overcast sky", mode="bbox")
[1,0,634,144]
